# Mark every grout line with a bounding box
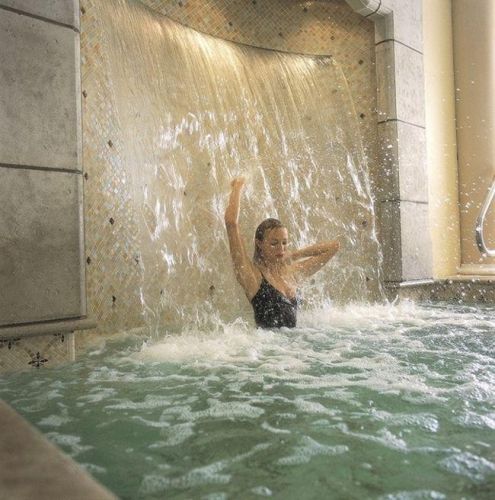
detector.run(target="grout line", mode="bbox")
[0,4,79,33]
[0,163,82,175]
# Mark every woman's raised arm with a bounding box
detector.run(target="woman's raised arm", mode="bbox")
[224,177,260,299]
[290,240,340,281]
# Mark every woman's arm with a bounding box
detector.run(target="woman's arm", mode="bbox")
[290,240,340,280]
[224,177,260,299]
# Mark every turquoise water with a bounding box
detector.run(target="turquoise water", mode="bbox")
[1,302,494,499]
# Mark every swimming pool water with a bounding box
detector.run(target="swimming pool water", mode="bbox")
[1,302,494,499]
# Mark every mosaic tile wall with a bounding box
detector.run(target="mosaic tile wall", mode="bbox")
[0,334,75,373]
[81,0,145,335]
[79,0,377,336]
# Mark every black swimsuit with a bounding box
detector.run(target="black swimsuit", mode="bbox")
[251,277,300,329]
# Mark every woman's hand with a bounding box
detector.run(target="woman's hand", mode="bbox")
[225,176,246,227]
[231,176,246,192]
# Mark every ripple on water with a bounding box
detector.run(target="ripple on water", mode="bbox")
[105,394,173,410]
[138,443,270,495]
[277,436,348,465]
[378,490,446,499]
[454,410,495,430]
[77,387,118,404]
[37,414,72,428]
[251,485,273,496]
[335,423,408,452]
[44,432,93,457]
[439,451,495,482]
[369,410,440,433]
[2,302,494,499]
[159,399,265,422]
[159,422,195,445]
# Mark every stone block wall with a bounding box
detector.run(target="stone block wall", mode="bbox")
[0,0,94,372]
[354,0,433,285]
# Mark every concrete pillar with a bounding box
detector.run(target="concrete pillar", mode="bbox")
[0,1,94,336]
[346,0,433,286]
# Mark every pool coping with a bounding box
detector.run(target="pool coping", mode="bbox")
[0,317,97,340]
[0,400,117,500]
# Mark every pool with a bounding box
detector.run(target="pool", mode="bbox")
[1,301,494,499]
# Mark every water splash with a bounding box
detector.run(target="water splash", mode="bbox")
[96,0,384,335]
[1,302,494,498]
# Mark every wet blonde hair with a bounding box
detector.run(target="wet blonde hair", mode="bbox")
[253,218,285,264]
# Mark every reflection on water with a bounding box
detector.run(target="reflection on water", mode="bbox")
[2,302,494,499]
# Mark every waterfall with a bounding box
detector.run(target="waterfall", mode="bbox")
[94,0,383,334]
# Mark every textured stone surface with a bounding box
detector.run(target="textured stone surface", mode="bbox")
[375,0,423,52]
[376,40,425,127]
[0,169,84,326]
[397,121,427,202]
[0,0,79,28]
[377,200,402,281]
[375,41,396,122]
[376,120,427,202]
[0,9,81,169]
[400,201,433,280]
[394,41,425,127]
[376,120,399,201]
[378,200,433,283]
[0,401,116,499]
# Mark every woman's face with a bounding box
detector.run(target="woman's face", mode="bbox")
[258,227,289,264]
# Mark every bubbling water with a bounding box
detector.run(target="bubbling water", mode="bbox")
[95,0,384,335]
[1,302,494,499]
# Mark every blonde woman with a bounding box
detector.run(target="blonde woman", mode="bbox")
[224,177,340,328]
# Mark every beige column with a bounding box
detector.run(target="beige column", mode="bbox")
[453,0,495,272]
[423,0,460,278]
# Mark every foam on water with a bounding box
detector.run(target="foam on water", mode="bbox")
[277,437,348,465]
[1,302,494,499]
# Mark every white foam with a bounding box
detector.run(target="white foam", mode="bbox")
[261,421,291,434]
[131,416,171,428]
[138,443,269,494]
[45,432,93,457]
[439,451,495,481]
[80,463,107,475]
[378,490,446,500]
[251,486,273,496]
[160,422,195,445]
[336,423,409,452]
[277,436,348,465]
[37,414,71,428]
[106,395,173,410]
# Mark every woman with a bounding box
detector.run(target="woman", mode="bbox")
[224,176,340,328]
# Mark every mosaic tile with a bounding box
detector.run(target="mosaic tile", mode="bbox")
[80,0,378,336]
[0,334,74,373]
